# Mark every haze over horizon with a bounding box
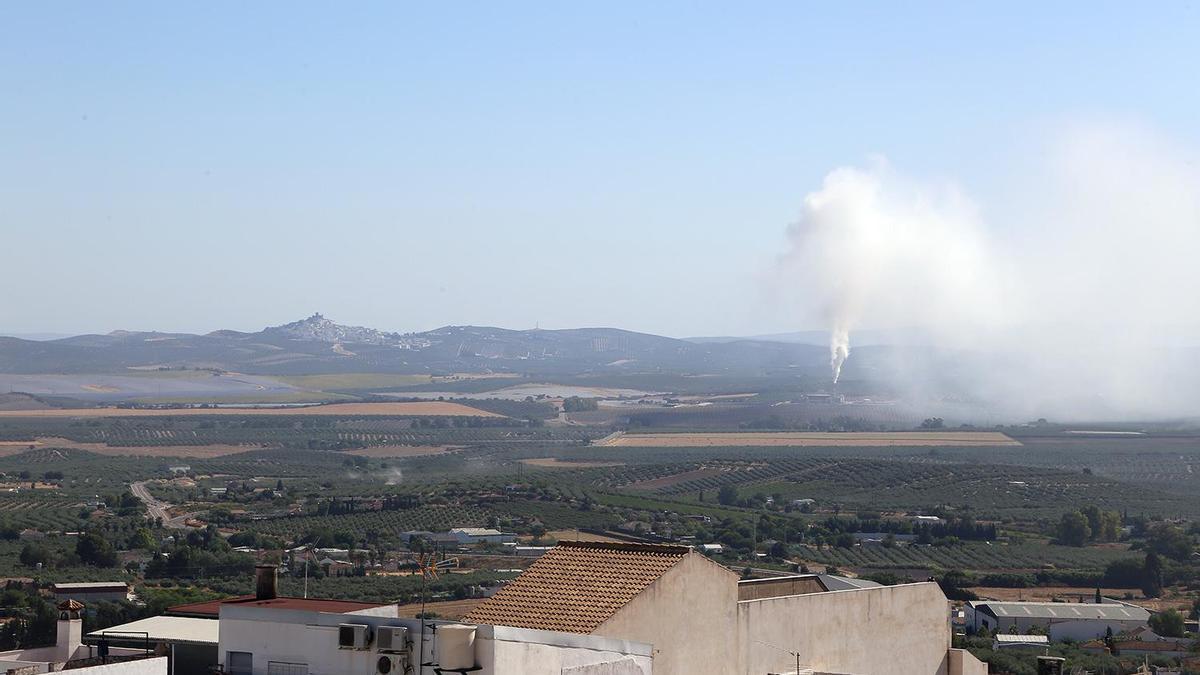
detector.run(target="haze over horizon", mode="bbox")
[5,3,1200,340]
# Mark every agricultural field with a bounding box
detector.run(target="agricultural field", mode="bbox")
[0,416,596,451]
[277,373,434,390]
[602,431,1020,447]
[0,437,258,458]
[795,541,1137,572]
[519,458,625,469]
[0,401,502,418]
[243,505,494,540]
[0,402,1195,621]
[342,445,458,458]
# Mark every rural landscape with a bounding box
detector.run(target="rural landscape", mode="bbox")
[6,5,1200,674]
[2,314,1199,674]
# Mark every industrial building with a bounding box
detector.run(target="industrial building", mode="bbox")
[964,599,1151,641]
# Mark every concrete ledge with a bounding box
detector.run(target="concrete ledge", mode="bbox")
[478,624,653,657]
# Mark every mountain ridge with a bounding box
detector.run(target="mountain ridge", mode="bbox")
[0,314,830,377]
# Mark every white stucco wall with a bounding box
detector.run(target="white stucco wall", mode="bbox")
[947,648,987,675]
[593,553,740,675]
[476,625,652,675]
[219,610,410,675]
[70,656,169,675]
[219,605,652,675]
[736,582,952,675]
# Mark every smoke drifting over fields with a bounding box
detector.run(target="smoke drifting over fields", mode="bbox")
[779,122,1200,421]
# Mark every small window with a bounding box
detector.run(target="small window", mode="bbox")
[227,651,253,675]
[268,662,308,675]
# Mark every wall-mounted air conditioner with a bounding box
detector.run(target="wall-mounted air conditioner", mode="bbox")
[338,623,371,650]
[376,653,408,674]
[376,626,409,653]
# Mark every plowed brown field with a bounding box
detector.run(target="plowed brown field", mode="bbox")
[0,401,501,418]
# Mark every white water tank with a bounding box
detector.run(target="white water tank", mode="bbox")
[438,624,476,670]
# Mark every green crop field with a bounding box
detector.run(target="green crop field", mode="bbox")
[795,541,1137,572]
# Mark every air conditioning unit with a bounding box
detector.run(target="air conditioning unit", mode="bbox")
[338,623,371,650]
[376,654,408,674]
[376,626,409,653]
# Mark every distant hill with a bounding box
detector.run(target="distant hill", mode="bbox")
[0,315,831,377]
[264,313,406,346]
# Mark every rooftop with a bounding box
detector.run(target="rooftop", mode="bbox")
[971,601,1150,621]
[816,574,883,591]
[167,595,390,618]
[451,528,503,536]
[86,615,219,646]
[463,541,692,634]
[53,582,129,590]
[994,634,1049,644]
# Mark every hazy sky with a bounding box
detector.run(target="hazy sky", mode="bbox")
[3,2,1198,337]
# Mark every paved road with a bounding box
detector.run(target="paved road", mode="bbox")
[130,480,193,529]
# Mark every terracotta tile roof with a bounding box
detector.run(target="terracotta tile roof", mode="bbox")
[463,541,691,634]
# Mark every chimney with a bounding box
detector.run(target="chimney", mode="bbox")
[255,564,278,600]
[56,600,84,663]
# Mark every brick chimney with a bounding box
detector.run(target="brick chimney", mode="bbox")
[255,564,278,600]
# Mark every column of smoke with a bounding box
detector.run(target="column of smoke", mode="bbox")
[830,326,849,384]
[779,122,1200,420]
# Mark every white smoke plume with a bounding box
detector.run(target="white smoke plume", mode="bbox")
[778,121,1200,421]
[830,325,849,384]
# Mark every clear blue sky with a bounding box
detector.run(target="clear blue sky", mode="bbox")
[3,2,1197,337]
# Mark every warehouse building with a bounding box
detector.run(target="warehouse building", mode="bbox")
[965,599,1150,641]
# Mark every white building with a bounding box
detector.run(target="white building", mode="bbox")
[911,515,944,525]
[514,545,553,557]
[86,615,218,675]
[449,528,516,545]
[466,541,986,675]
[208,566,650,675]
[992,634,1049,650]
[0,599,168,675]
[965,600,1150,641]
[91,545,992,675]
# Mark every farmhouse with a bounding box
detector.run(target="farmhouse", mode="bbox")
[965,599,1150,641]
